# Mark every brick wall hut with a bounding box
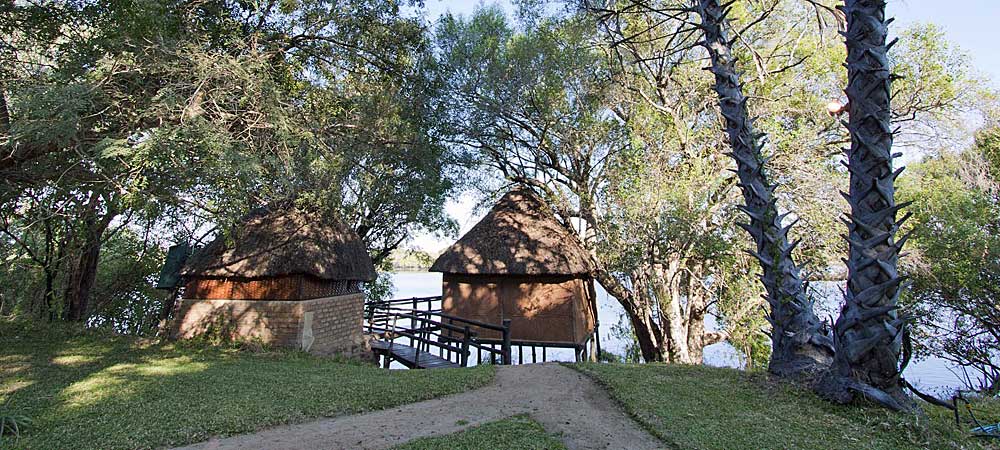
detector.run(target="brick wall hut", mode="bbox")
[430,188,599,361]
[171,208,376,356]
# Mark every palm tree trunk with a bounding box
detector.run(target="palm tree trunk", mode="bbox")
[695,0,833,378]
[818,0,916,412]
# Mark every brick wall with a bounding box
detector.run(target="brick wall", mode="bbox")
[170,293,366,356]
[300,293,366,355]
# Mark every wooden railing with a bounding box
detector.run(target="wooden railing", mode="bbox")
[366,296,441,315]
[365,299,512,366]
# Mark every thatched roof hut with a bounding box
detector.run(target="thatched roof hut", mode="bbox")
[430,188,593,276]
[183,207,376,282]
[431,188,599,358]
[172,207,375,356]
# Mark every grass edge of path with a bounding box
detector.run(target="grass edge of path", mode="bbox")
[562,362,677,448]
[567,362,997,450]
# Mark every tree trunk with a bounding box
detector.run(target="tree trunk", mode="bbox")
[582,196,706,364]
[632,306,669,362]
[0,80,10,134]
[63,195,112,322]
[594,268,670,362]
[42,215,59,321]
[656,261,694,364]
[593,253,715,364]
[64,228,102,322]
[686,268,707,364]
[817,0,915,412]
[695,0,834,378]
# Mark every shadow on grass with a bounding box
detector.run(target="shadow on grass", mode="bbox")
[0,319,494,450]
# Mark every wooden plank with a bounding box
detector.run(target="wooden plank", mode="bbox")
[371,340,461,370]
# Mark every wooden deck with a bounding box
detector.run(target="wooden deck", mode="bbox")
[365,300,511,369]
[371,340,461,369]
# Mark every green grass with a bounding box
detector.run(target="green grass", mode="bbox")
[0,319,494,450]
[391,415,566,450]
[572,363,999,450]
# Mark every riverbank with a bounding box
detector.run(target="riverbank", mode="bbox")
[389,271,970,392]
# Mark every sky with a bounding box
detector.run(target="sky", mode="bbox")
[409,0,1000,253]
[892,0,1000,82]
[421,0,1000,82]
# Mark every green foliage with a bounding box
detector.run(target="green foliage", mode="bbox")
[889,23,990,148]
[434,4,770,363]
[898,129,1000,392]
[977,127,1000,175]
[572,363,990,449]
[0,397,32,444]
[364,271,397,304]
[391,415,567,450]
[579,2,990,366]
[0,319,495,450]
[608,314,644,364]
[1,0,460,324]
[597,349,624,364]
[390,248,436,271]
[86,231,167,335]
[0,413,31,434]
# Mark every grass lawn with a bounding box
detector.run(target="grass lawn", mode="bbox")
[0,319,494,450]
[391,415,566,450]
[572,363,998,450]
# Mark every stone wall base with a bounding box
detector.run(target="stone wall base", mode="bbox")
[170,294,367,357]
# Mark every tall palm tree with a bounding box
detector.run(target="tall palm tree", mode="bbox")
[694,0,833,378]
[819,0,915,412]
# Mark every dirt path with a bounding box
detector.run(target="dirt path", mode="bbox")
[177,363,664,450]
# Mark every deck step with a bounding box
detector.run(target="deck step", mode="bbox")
[371,340,461,369]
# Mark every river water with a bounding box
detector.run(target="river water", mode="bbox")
[388,271,966,394]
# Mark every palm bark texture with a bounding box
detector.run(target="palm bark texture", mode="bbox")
[694,0,834,378]
[819,0,916,412]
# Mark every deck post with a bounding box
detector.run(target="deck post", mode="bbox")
[446,317,454,359]
[460,327,472,367]
[501,319,512,365]
[589,332,598,362]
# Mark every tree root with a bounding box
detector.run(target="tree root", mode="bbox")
[815,371,920,414]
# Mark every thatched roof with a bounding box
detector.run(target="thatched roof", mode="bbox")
[430,188,593,276]
[182,207,376,281]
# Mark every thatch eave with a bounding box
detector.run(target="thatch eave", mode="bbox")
[182,207,377,282]
[430,188,594,276]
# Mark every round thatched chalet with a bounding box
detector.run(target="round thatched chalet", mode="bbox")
[430,188,599,361]
[171,207,376,356]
